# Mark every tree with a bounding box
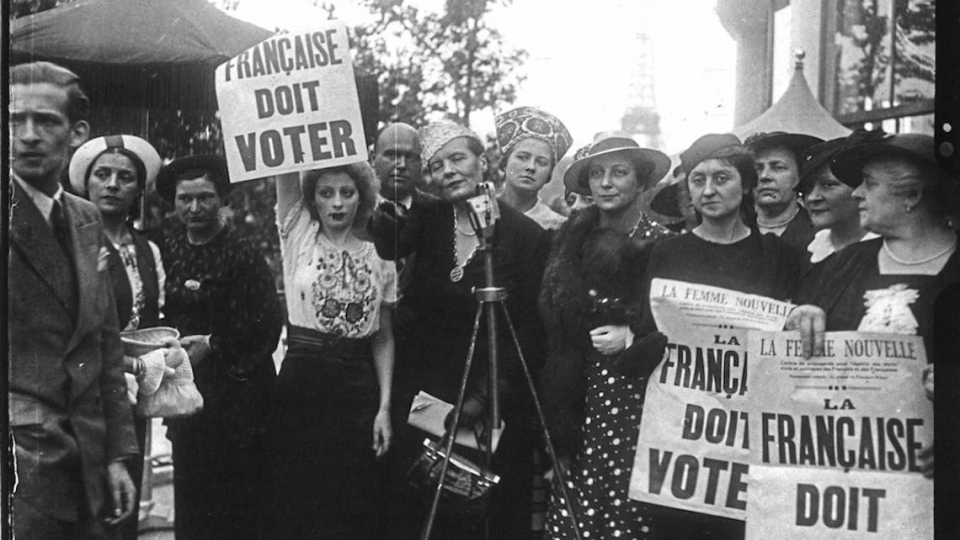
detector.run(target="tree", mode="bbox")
[350,0,527,127]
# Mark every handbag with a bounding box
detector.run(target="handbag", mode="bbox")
[404,433,501,518]
[135,353,204,418]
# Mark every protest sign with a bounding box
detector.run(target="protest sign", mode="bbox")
[216,22,367,183]
[628,280,793,520]
[744,331,932,539]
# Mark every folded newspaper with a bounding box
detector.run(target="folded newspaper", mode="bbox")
[407,391,504,452]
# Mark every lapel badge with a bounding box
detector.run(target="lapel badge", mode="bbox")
[185,279,201,291]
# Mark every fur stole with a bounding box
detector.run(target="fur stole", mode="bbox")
[538,207,647,457]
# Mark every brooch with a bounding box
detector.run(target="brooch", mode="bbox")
[185,279,201,291]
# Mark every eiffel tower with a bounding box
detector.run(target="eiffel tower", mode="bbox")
[621,31,663,149]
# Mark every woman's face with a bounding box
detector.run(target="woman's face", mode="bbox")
[428,137,486,203]
[687,158,744,222]
[87,152,140,218]
[313,171,360,233]
[503,138,553,195]
[587,152,641,213]
[174,175,222,235]
[804,165,860,231]
[852,160,916,235]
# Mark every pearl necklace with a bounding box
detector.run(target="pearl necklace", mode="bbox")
[882,237,957,266]
[450,207,478,282]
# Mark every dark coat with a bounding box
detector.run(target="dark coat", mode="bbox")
[538,207,648,458]
[8,180,138,525]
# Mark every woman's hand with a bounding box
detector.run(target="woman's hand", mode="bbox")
[161,337,188,371]
[590,325,634,356]
[784,305,826,358]
[372,408,392,459]
[180,334,213,366]
[919,442,934,478]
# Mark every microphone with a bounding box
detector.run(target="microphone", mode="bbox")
[465,182,500,239]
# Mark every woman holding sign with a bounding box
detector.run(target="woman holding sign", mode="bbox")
[637,134,806,540]
[369,121,549,540]
[263,162,396,539]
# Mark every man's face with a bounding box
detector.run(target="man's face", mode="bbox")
[10,83,88,190]
[753,147,800,210]
[374,125,422,202]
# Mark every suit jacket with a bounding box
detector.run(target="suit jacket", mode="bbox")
[8,180,138,523]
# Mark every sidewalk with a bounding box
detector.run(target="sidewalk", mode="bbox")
[137,418,175,539]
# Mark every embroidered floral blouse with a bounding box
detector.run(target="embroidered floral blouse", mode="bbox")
[279,200,396,338]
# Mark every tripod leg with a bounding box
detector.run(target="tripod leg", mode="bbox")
[420,304,485,540]
[498,303,584,540]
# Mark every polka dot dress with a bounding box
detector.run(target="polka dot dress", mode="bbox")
[544,359,653,539]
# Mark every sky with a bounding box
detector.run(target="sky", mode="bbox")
[222,0,738,155]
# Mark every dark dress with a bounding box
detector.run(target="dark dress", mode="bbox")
[640,229,806,540]
[776,204,815,251]
[372,198,550,540]
[161,225,282,540]
[104,228,160,540]
[796,237,960,363]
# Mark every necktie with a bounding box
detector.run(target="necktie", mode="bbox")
[51,199,73,259]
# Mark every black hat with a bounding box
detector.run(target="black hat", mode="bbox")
[678,133,743,175]
[156,154,230,203]
[830,132,942,188]
[798,137,849,190]
[649,181,683,219]
[745,131,824,166]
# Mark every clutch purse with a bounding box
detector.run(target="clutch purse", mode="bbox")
[134,353,204,418]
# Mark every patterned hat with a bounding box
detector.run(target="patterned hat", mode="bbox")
[419,121,483,164]
[69,135,161,194]
[495,106,572,162]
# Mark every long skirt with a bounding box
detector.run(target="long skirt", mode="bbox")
[262,328,381,540]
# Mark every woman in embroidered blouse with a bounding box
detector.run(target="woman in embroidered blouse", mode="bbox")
[369,121,549,540]
[68,135,181,540]
[263,162,395,539]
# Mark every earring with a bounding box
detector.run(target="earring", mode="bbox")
[905,204,913,213]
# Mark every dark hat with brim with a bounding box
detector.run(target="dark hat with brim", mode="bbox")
[830,133,940,188]
[563,132,671,196]
[679,133,743,175]
[156,154,230,203]
[745,131,824,164]
[798,137,849,191]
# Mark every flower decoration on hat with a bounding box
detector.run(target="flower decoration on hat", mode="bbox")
[495,106,572,162]
[418,121,483,165]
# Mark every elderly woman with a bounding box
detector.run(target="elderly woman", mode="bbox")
[370,121,549,539]
[795,133,959,363]
[156,155,283,540]
[802,133,878,263]
[539,132,672,540]
[637,134,807,540]
[495,106,573,230]
[68,135,181,540]
[263,163,395,539]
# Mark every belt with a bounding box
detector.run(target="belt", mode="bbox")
[286,326,371,358]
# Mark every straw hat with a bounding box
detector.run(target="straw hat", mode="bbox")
[563,132,670,195]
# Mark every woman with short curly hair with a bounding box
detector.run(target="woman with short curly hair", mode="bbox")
[263,162,396,539]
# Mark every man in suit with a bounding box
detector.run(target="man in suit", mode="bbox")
[373,122,424,208]
[9,61,139,540]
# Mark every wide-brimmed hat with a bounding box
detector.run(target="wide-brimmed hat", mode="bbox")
[418,122,483,165]
[798,137,849,191]
[745,131,824,165]
[563,132,670,195]
[156,154,230,203]
[678,133,743,175]
[69,135,161,194]
[495,106,572,162]
[830,132,943,188]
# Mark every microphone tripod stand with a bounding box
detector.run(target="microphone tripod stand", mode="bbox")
[420,187,583,540]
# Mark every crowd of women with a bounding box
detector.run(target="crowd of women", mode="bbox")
[72,103,957,540]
